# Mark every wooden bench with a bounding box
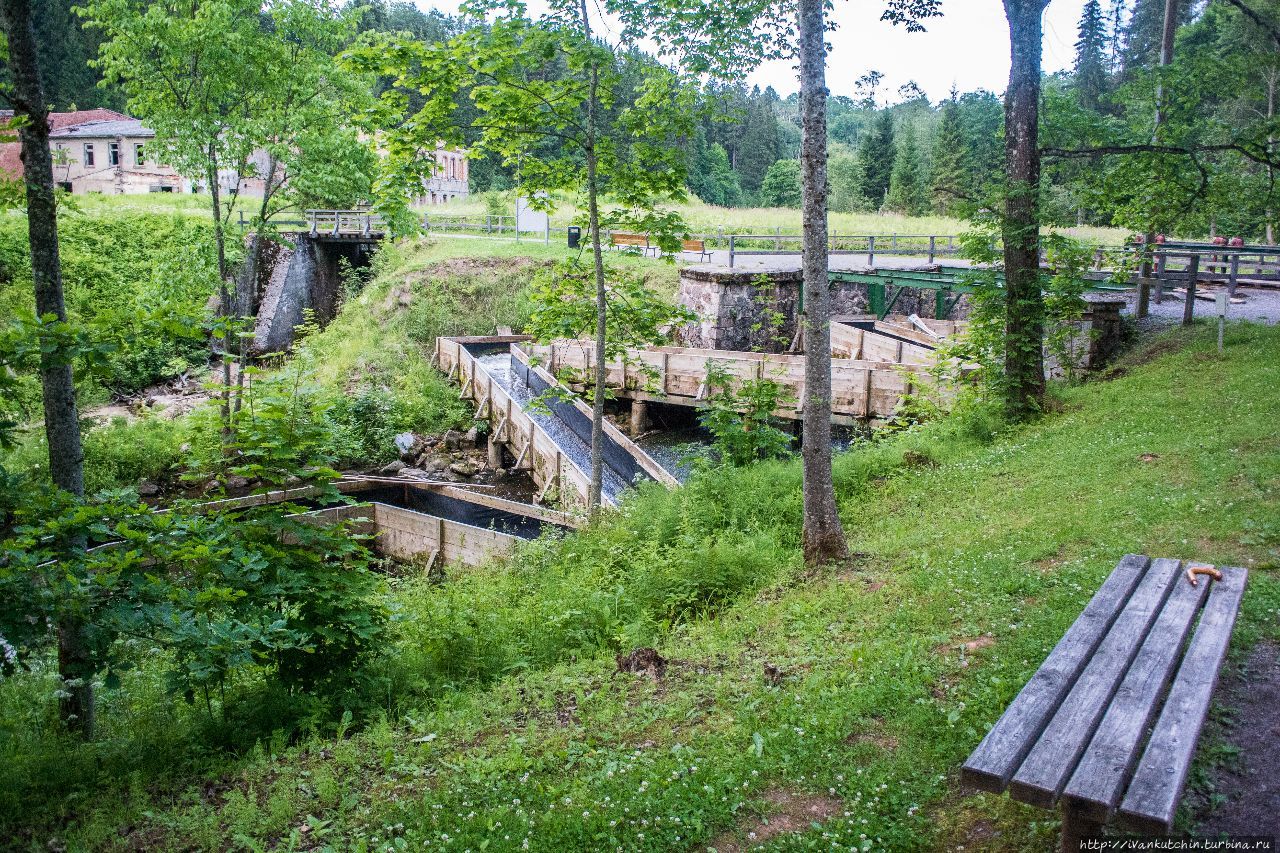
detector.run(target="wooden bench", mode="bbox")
[682,238,711,262]
[609,232,656,256]
[962,555,1248,851]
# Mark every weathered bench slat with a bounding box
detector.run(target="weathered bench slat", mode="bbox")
[1118,566,1248,833]
[1061,571,1211,822]
[1009,557,1182,807]
[961,554,1151,793]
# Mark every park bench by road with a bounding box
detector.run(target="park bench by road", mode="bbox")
[962,554,1248,851]
[608,232,711,261]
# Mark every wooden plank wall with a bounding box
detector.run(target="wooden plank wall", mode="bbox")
[523,338,920,423]
[292,502,521,568]
[435,337,599,511]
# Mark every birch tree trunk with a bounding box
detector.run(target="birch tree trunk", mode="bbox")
[797,0,848,564]
[0,0,93,736]
[1001,0,1048,421]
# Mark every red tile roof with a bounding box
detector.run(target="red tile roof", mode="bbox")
[0,109,132,179]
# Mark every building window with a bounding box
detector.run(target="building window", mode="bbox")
[108,142,120,166]
[134,143,145,166]
[83,143,95,167]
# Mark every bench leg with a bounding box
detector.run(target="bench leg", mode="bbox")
[1059,802,1104,853]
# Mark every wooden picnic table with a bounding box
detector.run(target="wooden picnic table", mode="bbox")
[962,554,1248,851]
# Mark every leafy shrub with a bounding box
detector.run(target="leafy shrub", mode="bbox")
[0,210,225,402]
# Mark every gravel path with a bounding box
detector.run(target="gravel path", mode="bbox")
[1114,284,1280,327]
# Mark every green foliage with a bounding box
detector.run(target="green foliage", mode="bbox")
[758,158,802,208]
[829,150,871,213]
[83,0,374,229]
[858,110,896,207]
[688,134,742,207]
[693,361,793,467]
[885,121,927,216]
[0,211,220,408]
[930,93,968,215]
[527,256,695,365]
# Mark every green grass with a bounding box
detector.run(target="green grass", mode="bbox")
[2,321,1277,851]
[437,192,1128,245]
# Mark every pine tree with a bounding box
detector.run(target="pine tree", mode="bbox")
[857,109,895,207]
[1121,0,1191,73]
[930,91,967,214]
[1107,0,1127,73]
[689,131,742,206]
[1075,0,1109,109]
[885,121,925,215]
[735,89,781,194]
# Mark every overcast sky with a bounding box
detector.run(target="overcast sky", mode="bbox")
[412,0,1091,104]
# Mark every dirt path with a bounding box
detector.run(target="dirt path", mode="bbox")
[1190,642,1280,838]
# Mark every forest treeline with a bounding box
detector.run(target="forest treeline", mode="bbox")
[18,0,1280,238]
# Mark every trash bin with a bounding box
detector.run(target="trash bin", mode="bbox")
[567,226,581,249]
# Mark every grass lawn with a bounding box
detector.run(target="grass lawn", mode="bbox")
[2,320,1276,851]
[433,194,1129,246]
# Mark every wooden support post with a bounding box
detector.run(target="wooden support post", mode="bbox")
[459,373,473,399]
[1228,254,1240,298]
[1153,252,1166,305]
[928,235,936,264]
[493,414,509,443]
[487,436,505,469]
[868,235,876,266]
[475,393,489,419]
[660,352,669,395]
[1182,254,1200,326]
[630,400,649,435]
[513,437,531,470]
[1058,801,1104,853]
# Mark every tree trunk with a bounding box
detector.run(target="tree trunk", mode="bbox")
[797,0,848,564]
[1,0,93,737]
[580,0,606,516]
[1001,0,1048,421]
[1267,70,1276,244]
[206,149,236,445]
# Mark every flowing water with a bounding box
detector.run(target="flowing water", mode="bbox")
[475,352,631,503]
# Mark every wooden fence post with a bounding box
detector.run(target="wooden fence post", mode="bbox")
[868,235,876,266]
[1228,254,1240,298]
[1182,254,1200,326]
[928,235,936,264]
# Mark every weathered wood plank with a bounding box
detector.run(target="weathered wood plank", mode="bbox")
[961,555,1152,794]
[1118,566,1248,834]
[1061,564,1211,822]
[1009,558,1181,808]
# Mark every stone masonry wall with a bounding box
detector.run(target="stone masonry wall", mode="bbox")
[674,267,970,353]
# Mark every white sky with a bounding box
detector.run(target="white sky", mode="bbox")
[412,0,1089,104]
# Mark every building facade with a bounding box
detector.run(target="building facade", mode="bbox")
[414,145,469,205]
[6,110,470,203]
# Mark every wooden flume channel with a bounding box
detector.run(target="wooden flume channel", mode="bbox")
[434,336,679,512]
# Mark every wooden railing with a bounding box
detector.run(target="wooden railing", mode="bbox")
[305,209,386,237]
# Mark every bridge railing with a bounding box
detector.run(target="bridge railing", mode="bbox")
[305,209,385,237]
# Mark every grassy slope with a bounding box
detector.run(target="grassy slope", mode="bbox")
[8,322,1275,851]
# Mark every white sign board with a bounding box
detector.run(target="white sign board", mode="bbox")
[515,196,549,234]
